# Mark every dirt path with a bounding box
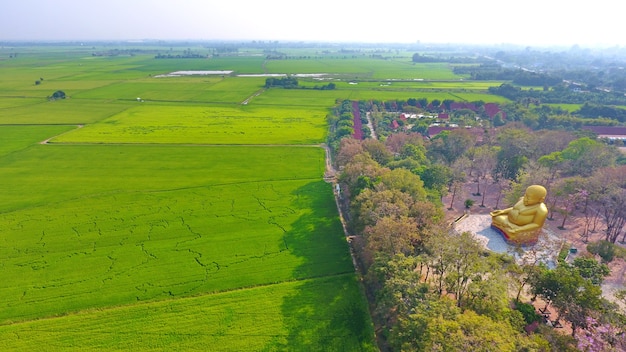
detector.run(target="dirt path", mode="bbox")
[365,112,377,140]
[39,124,83,144]
[241,89,265,105]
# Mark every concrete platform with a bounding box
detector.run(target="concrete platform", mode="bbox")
[454,214,562,267]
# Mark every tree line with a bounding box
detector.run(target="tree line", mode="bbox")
[264,77,335,90]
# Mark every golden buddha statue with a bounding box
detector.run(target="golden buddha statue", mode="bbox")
[490,185,548,244]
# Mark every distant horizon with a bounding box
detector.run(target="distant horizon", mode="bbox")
[2,0,624,49]
[0,38,617,51]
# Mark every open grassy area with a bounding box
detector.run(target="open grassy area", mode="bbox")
[0,275,375,351]
[51,104,328,144]
[0,132,373,349]
[0,125,73,156]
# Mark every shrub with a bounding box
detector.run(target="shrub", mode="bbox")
[514,300,542,325]
[587,240,616,263]
[49,90,66,100]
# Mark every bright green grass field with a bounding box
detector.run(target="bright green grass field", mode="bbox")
[0,141,374,349]
[545,103,582,112]
[74,77,266,104]
[251,88,347,107]
[0,145,326,213]
[0,99,134,124]
[264,58,466,80]
[0,125,74,156]
[0,275,376,351]
[0,178,352,323]
[52,104,328,145]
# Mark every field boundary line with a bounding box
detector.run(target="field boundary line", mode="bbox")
[39,124,83,144]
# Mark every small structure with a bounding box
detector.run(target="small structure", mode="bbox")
[582,126,626,141]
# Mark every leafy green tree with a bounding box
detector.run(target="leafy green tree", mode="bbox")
[443,232,485,307]
[335,125,354,139]
[418,164,452,201]
[495,127,536,180]
[50,90,66,100]
[362,139,393,165]
[559,137,617,177]
[422,310,520,352]
[427,129,476,166]
[378,168,428,201]
[339,152,384,196]
[587,240,617,263]
[364,216,420,257]
[351,188,412,233]
[529,264,604,337]
[572,257,610,285]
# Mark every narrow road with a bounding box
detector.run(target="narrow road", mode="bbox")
[365,112,377,140]
[322,143,360,274]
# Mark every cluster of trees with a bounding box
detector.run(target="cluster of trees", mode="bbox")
[484,46,626,95]
[577,103,626,122]
[411,53,443,63]
[264,77,299,88]
[335,135,548,350]
[327,100,369,153]
[489,83,626,107]
[91,49,144,57]
[155,49,207,59]
[48,90,66,100]
[330,98,626,350]
[453,65,561,87]
[264,77,335,90]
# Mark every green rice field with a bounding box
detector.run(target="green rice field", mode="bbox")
[51,105,328,145]
[0,43,511,350]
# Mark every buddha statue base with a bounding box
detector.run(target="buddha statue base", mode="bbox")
[491,224,540,245]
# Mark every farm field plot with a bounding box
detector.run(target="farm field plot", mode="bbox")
[0,99,133,124]
[0,145,326,213]
[0,144,372,349]
[0,97,42,109]
[132,56,267,75]
[0,275,375,351]
[0,125,74,156]
[51,104,328,145]
[263,58,466,80]
[0,178,351,323]
[0,75,121,98]
[74,76,265,104]
[336,80,504,90]
[252,87,347,107]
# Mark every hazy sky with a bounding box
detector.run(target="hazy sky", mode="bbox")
[1,0,623,47]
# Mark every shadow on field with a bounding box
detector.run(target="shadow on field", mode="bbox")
[263,181,376,351]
